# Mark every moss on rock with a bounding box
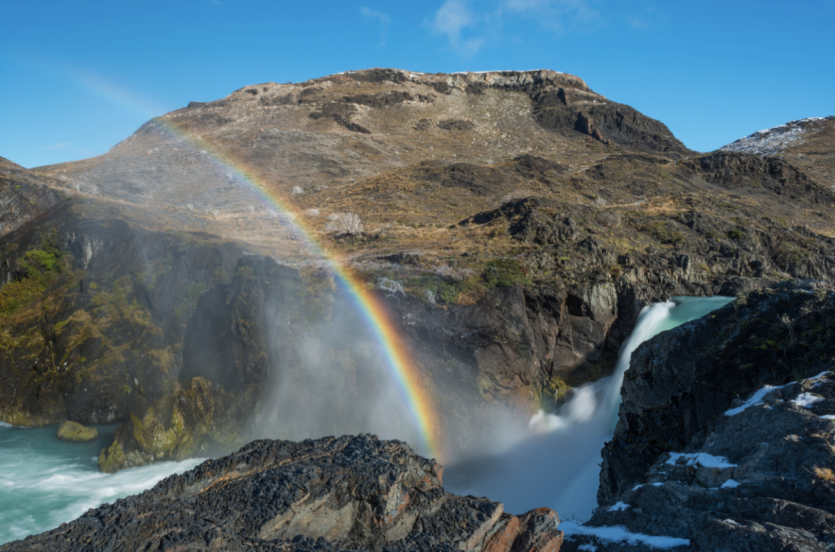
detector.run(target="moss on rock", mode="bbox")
[56,420,98,442]
[98,377,254,473]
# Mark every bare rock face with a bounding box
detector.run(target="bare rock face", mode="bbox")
[2,435,564,552]
[565,280,835,551]
[0,155,65,238]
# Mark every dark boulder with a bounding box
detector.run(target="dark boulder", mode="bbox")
[4,435,565,552]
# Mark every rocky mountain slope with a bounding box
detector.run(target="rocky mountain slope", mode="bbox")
[1,434,564,552]
[1,69,834,471]
[722,116,835,187]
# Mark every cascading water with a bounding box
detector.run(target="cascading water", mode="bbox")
[444,296,734,521]
[0,296,733,544]
[0,424,201,545]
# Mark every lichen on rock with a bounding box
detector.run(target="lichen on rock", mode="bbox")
[56,420,98,442]
[98,377,254,472]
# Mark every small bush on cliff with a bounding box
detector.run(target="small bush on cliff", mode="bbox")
[0,232,69,316]
[482,259,531,288]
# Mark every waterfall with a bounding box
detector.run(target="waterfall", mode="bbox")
[444,296,734,521]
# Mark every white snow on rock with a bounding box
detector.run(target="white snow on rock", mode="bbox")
[807,371,832,388]
[666,453,736,469]
[561,521,690,549]
[721,116,835,156]
[721,479,740,489]
[608,501,631,512]
[725,372,832,416]
[725,384,784,416]
[793,393,824,408]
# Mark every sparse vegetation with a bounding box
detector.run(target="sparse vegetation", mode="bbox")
[813,466,835,482]
[325,212,364,234]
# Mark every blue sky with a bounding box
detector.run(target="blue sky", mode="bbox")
[1,0,833,168]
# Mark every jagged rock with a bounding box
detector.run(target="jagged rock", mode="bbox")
[98,377,254,472]
[56,420,98,442]
[568,279,835,551]
[3,435,564,552]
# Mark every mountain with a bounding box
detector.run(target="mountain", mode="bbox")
[722,115,835,192]
[0,69,833,471]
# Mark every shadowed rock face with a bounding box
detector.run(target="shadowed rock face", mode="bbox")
[562,280,835,552]
[0,155,65,238]
[2,435,564,552]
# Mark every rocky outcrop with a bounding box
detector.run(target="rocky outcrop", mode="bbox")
[692,151,835,204]
[3,435,564,552]
[566,280,835,551]
[0,199,243,428]
[56,420,97,442]
[0,155,66,239]
[98,377,254,472]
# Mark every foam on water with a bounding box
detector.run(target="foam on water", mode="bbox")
[0,424,202,544]
[444,296,734,521]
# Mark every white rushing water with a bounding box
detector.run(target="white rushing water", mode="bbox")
[0,296,732,543]
[444,296,734,521]
[0,424,202,545]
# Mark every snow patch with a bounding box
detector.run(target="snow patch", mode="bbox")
[723,519,740,526]
[666,453,736,469]
[793,393,824,408]
[561,521,690,549]
[608,501,631,512]
[632,484,645,491]
[721,479,740,489]
[820,415,835,420]
[578,545,598,552]
[450,69,563,75]
[721,116,835,156]
[807,371,832,388]
[725,385,784,416]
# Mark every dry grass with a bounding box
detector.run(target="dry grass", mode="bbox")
[813,466,835,482]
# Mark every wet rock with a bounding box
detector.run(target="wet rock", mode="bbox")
[576,279,835,551]
[98,377,254,472]
[56,420,98,442]
[4,435,564,552]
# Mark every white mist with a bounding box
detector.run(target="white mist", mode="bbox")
[444,296,733,521]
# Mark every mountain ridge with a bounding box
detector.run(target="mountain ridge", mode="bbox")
[0,68,833,477]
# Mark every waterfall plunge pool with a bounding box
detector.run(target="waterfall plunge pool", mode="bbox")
[443,296,734,521]
[0,296,733,544]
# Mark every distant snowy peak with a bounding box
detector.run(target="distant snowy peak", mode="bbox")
[721,115,835,156]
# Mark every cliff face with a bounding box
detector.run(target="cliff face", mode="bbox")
[3,435,565,552]
[573,280,835,551]
[0,155,66,239]
[0,199,243,427]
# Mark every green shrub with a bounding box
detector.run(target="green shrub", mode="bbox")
[482,259,531,288]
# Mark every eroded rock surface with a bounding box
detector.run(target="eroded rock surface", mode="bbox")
[561,280,835,551]
[3,435,563,552]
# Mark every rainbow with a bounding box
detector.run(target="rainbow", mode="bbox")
[54,66,444,458]
[136,114,444,460]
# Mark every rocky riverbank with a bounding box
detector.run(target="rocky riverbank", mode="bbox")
[558,280,835,551]
[1,435,563,552]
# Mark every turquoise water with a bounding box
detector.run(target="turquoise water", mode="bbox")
[0,423,202,545]
[0,296,735,542]
[445,296,735,521]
